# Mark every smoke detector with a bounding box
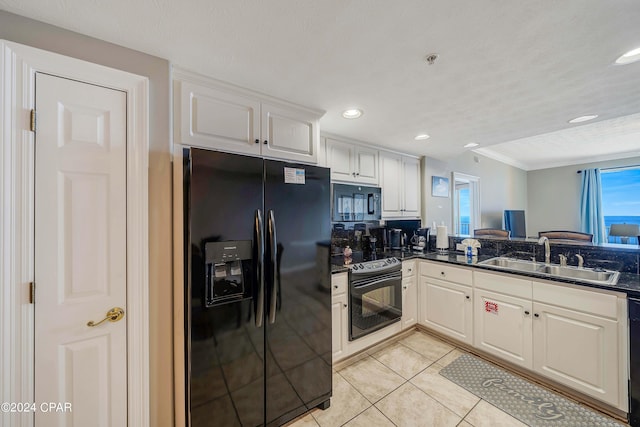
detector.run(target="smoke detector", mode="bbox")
[425,53,439,65]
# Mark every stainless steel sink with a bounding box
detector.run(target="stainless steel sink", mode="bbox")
[538,265,619,284]
[478,257,543,272]
[478,257,620,285]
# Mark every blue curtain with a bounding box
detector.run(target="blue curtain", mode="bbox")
[580,168,605,244]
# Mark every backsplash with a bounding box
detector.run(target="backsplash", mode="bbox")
[444,236,640,274]
[331,219,424,255]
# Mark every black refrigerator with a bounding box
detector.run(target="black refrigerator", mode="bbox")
[183,148,332,426]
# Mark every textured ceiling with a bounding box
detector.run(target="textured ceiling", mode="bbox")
[1,0,640,169]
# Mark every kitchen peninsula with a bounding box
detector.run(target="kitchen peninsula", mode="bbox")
[331,236,640,424]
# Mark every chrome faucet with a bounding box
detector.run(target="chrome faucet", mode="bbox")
[575,254,584,268]
[559,254,567,267]
[538,236,550,264]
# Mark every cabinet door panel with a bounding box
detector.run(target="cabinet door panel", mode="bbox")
[262,102,318,163]
[402,157,420,217]
[379,153,402,217]
[402,276,417,329]
[420,277,473,345]
[326,139,353,181]
[533,302,619,407]
[421,262,473,286]
[331,293,348,362]
[474,289,533,369]
[355,148,378,185]
[178,81,261,154]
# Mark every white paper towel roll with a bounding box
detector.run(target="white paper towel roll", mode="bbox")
[436,225,449,249]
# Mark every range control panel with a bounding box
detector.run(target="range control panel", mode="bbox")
[350,257,400,274]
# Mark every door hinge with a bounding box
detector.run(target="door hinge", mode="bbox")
[30,109,36,132]
[29,282,35,304]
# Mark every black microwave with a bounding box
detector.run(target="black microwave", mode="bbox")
[331,183,381,222]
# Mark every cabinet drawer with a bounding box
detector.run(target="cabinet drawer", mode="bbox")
[402,260,416,278]
[332,272,348,296]
[421,261,472,285]
[474,271,532,299]
[533,280,618,319]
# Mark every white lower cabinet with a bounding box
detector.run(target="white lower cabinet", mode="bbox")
[331,273,349,362]
[419,262,473,345]
[421,265,628,411]
[474,288,533,369]
[401,261,417,329]
[331,292,348,362]
[473,271,533,369]
[334,260,628,411]
[420,277,473,345]
[532,281,624,409]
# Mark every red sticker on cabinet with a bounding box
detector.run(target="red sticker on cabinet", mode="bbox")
[485,301,498,314]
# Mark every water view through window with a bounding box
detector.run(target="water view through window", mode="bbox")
[459,188,470,235]
[602,167,640,244]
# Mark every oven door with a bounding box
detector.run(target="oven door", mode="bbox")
[349,273,402,340]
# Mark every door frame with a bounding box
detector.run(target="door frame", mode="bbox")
[0,40,149,426]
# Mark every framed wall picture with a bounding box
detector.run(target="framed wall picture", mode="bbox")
[432,176,450,197]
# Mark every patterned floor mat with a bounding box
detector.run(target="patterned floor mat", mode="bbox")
[439,353,625,426]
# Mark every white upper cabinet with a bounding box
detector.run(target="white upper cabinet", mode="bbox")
[379,152,421,218]
[379,152,402,216]
[325,138,378,185]
[261,102,319,163]
[174,70,322,164]
[402,157,420,217]
[177,80,261,155]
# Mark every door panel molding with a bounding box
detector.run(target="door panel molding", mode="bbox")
[0,40,149,426]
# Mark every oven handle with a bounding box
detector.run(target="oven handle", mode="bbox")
[351,275,401,291]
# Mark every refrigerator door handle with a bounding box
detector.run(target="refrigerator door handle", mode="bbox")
[254,209,264,328]
[267,209,278,324]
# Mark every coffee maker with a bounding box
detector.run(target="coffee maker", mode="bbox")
[411,228,430,252]
[368,227,387,252]
[388,229,403,250]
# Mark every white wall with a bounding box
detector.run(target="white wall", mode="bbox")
[422,151,528,233]
[527,156,640,236]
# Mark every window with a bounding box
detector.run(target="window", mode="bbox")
[601,166,640,244]
[452,173,480,236]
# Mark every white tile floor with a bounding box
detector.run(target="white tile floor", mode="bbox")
[285,329,628,427]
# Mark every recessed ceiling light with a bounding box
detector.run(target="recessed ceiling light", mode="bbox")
[464,142,479,148]
[414,134,430,140]
[615,46,640,65]
[568,115,598,124]
[342,109,363,119]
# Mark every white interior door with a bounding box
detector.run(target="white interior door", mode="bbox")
[34,72,128,426]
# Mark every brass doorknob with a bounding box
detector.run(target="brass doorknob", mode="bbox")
[87,307,125,327]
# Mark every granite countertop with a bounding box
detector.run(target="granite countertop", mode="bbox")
[331,250,640,298]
